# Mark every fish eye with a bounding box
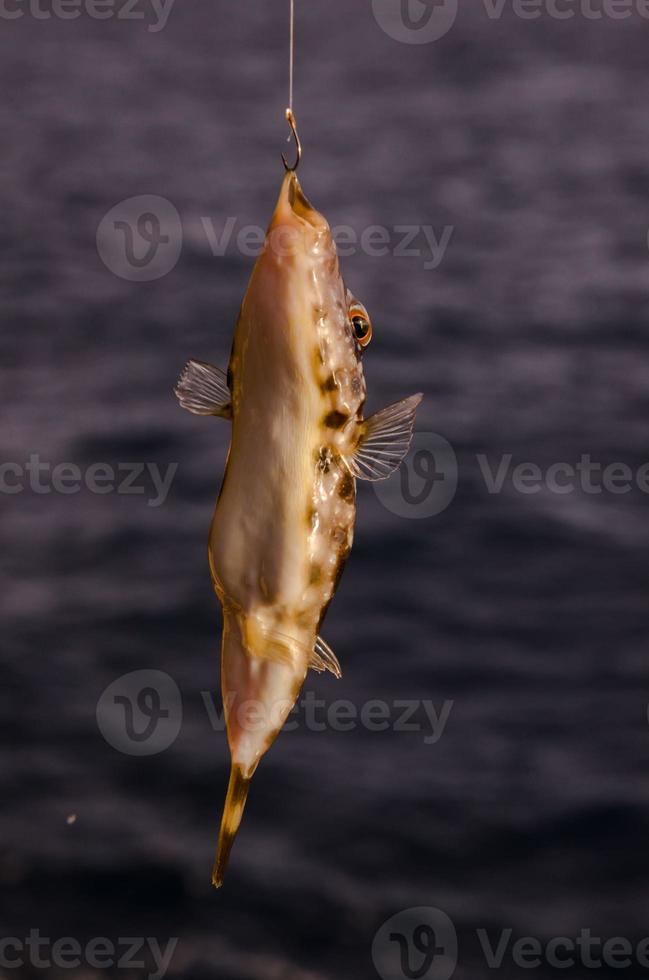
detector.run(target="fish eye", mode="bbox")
[349,303,372,348]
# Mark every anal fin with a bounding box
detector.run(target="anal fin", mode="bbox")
[243,622,341,678]
[309,635,342,679]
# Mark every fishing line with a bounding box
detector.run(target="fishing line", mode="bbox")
[288,0,295,116]
[282,0,301,171]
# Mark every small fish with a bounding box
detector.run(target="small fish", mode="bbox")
[175,170,422,887]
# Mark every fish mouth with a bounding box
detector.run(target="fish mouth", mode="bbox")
[263,170,337,270]
[286,172,320,225]
[270,171,329,234]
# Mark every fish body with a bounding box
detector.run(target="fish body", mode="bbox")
[175,170,422,886]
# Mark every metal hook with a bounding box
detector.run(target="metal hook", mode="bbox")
[282,107,302,172]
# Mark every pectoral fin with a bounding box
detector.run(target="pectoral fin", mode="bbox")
[345,393,423,481]
[174,359,232,419]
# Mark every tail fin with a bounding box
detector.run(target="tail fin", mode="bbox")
[211,763,253,888]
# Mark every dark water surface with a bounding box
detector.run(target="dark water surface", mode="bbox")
[3,2,649,978]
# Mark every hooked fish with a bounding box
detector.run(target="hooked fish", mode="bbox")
[175,167,422,887]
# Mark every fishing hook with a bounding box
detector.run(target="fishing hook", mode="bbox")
[282,108,302,172]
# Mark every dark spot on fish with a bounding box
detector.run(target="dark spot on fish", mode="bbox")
[309,564,323,586]
[321,374,337,394]
[324,410,349,429]
[226,366,233,390]
[316,447,332,473]
[332,544,351,593]
[338,472,355,503]
[295,609,312,629]
[318,544,352,630]
[331,525,347,545]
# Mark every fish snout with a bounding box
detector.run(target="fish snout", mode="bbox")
[266,172,334,263]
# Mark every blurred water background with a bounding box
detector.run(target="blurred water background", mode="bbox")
[3,1,649,977]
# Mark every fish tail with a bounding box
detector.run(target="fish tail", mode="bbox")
[212,762,253,888]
